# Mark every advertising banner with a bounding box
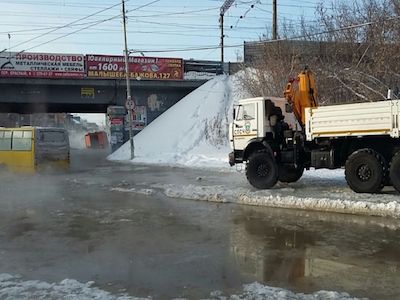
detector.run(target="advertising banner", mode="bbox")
[0,52,85,78]
[86,54,183,80]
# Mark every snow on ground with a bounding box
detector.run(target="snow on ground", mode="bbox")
[184,71,217,80]
[147,168,400,219]
[0,274,364,300]
[108,74,242,170]
[0,274,143,300]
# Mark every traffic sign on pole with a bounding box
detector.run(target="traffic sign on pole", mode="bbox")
[125,98,135,110]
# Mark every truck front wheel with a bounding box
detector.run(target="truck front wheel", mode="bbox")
[246,151,278,189]
[345,149,386,193]
[389,152,400,193]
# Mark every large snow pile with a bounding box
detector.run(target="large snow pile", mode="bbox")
[0,274,363,300]
[109,75,241,169]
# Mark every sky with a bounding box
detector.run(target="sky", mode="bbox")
[0,0,327,125]
[0,0,324,62]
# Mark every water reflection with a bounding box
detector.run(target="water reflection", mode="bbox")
[230,208,400,299]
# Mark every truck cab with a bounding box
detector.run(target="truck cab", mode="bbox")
[229,97,298,165]
[229,97,305,190]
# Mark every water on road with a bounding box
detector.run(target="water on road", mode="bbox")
[0,149,399,299]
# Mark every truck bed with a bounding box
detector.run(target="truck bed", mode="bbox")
[305,99,400,141]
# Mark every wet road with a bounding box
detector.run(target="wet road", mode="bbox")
[1,149,400,299]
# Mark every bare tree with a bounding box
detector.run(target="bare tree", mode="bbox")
[238,0,400,105]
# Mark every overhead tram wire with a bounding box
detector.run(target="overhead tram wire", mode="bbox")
[126,6,220,18]
[0,0,161,56]
[0,6,227,35]
[0,0,115,9]
[0,0,219,9]
[124,19,274,31]
[3,2,397,57]
[0,19,125,35]
[3,0,129,52]
[0,2,317,35]
[0,14,217,35]
[132,45,236,53]
[0,20,269,37]
[132,15,400,53]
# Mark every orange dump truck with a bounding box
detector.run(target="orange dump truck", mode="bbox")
[85,131,108,149]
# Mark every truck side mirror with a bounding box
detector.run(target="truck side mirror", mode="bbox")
[233,108,236,120]
[285,103,293,113]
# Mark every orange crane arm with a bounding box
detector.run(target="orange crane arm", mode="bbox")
[284,67,318,126]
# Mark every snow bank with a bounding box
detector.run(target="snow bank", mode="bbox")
[145,169,400,219]
[184,71,216,80]
[0,274,363,300]
[109,75,243,169]
[0,274,145,300]
[229,282,363,299]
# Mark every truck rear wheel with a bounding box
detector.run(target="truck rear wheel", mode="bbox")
[278,165,304,183]
[345,149,386,193]
[246,151,278,189]
[389,152,400,193]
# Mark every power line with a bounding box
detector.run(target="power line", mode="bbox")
[0,2,319,37]
[131,45,241,53]
[245,15,400,46]
[5,0,128,52]
[0,21,112,35]
[0,0,116,9]
[0,7,304,22]
[132,15,400,53]
[2,0,162,55]
[9,30,250,40]
[127,7,220,18]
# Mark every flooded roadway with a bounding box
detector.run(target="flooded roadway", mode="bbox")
[0,149,399,299]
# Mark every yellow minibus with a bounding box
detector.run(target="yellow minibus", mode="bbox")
[0,127,70,172]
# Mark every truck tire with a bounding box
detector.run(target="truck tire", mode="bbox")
[246,151,278,189]
[345,149,386,193]
[389,152,400,193]
[278,165,304,183]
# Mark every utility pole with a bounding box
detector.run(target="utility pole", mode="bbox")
[219,0,235,73]
[122,0,134,159]
[272,0,277,40]
[220,13,224,65]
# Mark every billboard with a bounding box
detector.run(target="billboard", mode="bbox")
[86,54,183,80]
[0,52,85,78]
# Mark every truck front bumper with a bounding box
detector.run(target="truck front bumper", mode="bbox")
[229,151,235,166]
[229,150,244,166]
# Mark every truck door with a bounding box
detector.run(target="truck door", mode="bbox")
[233,102,258,150]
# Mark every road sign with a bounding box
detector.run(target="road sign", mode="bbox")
[125,99,135,110]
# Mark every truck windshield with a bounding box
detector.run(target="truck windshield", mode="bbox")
[39,130,66,143]
[236,103,255,121]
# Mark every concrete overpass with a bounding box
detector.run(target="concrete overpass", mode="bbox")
[0,77,207,116]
